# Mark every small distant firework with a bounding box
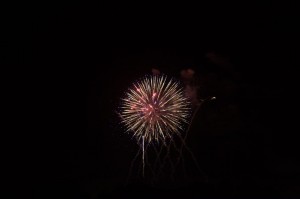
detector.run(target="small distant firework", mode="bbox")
[120,75,191,144]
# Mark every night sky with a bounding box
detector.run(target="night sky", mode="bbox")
[4,2,299,198]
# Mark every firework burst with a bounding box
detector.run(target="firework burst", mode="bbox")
[120,75,191,144]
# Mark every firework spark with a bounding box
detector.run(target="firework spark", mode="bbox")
[120,75,191,144]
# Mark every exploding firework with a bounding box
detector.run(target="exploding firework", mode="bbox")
[120,75,191,144]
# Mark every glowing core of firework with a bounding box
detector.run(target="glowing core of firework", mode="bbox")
[120,75,190,144]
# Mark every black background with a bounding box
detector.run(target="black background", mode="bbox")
[3,2,299,198]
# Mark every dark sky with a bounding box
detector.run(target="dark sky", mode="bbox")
[4,2,299,198]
